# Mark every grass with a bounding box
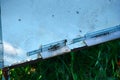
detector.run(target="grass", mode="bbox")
[0,39,120,80]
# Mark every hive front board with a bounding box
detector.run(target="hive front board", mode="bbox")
[1,0,120,68]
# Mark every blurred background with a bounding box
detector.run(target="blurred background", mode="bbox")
[0,39,119,80]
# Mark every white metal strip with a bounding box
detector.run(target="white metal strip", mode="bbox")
[85,31,120,46]
[41,46,71,59]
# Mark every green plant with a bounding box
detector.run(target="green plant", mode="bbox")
[1,39,120,80]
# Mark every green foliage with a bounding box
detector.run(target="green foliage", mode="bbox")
[1,39,120,80]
